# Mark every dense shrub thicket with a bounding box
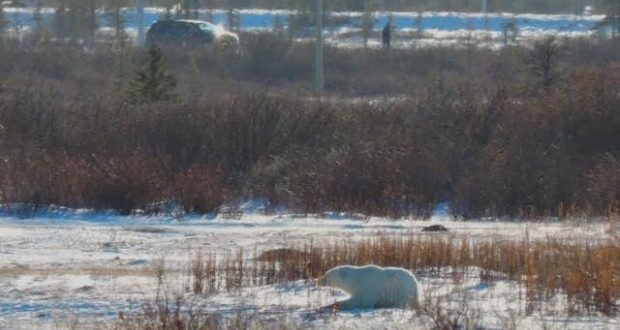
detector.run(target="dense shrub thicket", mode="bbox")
[0,35,619,219]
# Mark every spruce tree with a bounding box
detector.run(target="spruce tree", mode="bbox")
[53,0,67,40]
[128,45,177,104]
[361,1,376,49]
[287,0,312,43]
[54,0,97,45]
[603,0,620,37]
[273,14,284,37]
[204,0,214,21]
[112,0,131,91]
[32,2,43,43]
[227,7,241,33]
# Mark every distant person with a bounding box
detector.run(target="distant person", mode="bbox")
[382,22,391,49]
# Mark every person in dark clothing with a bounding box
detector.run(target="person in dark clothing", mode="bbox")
[382,22,391,48]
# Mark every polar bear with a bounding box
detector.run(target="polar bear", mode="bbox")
[319,264,421,310]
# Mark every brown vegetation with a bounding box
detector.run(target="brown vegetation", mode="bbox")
[110,234,620,329]
[0,34,620,219]
[185,236,620,316]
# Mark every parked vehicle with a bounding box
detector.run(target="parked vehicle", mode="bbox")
[1,0,27,8]
[145,19,239,50]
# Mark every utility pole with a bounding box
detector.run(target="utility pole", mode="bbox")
[315,0,324,98]
[137,0,145,45]
[482,0,489,32]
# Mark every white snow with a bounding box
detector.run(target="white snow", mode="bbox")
[0,204,618,329]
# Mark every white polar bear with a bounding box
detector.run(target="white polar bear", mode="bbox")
[319,264,421,310]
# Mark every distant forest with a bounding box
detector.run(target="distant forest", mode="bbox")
[21,1,619,15]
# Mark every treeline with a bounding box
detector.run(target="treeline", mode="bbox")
[2,1,619,49]
[0,33,619,219]
[13,0,618,14]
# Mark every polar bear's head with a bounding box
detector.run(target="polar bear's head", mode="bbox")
[319,266,352,291]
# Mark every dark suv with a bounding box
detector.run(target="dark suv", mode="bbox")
[145,19,239,49]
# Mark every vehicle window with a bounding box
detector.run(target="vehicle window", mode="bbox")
[172,22,188,36]
[151,22,166,32]
[199,23,215,33]
[187,24,200,34]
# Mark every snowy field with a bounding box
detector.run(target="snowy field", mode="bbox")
[1,202,619,329]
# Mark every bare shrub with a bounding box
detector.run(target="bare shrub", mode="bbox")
[419,292,483,330]
[1,37,620,218]
[587,155,620,213]
[116,294,222,330]
[81,151,171,215]
[173,166,229,214]
[239,32,291,79]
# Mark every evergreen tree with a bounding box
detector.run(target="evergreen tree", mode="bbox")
[32,1,44,44]
[273,14,284,37]
[413,11,423,38]
[54,0,98,44]
[180,0,201,19]
[286,0,313,43]
[287,10,298,43]
[163,3,172,20]
[602,0,620,37]
[204,0,214,21]
[227,7,241,32]
[526,36,562,94]
[53,0,67,39]
[360,1,376,49]
[112,0,132,91]
[128,45,177,104]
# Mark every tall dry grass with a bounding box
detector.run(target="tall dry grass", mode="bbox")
[113,234,619,329]
[185,236,620,316]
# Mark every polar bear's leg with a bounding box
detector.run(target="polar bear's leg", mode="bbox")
[335,298,355,310]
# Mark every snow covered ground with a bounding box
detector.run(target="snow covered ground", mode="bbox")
[0,202,618,329]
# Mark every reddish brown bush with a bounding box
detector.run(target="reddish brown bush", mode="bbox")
[173,166,230,214]
[1,39,619,218]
